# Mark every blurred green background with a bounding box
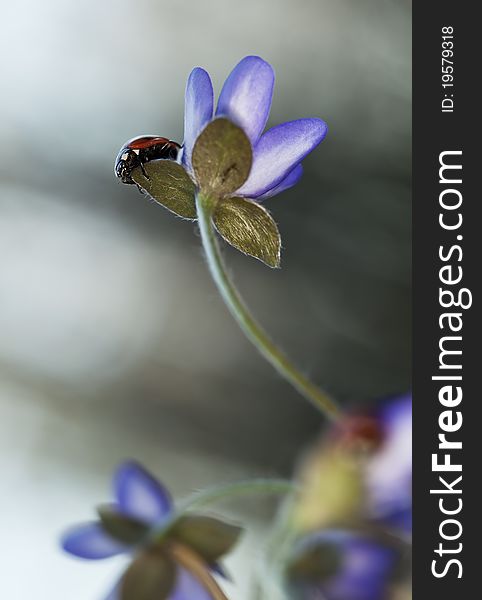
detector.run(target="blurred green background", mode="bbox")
[0,0,410,598]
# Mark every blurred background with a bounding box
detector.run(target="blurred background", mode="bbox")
[0,0,411,598]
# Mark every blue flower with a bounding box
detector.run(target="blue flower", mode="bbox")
[182,55,327,201]
[285,396,411,599]
[62,461,241,600]
[286,530,401,600]
[328,394,412,535]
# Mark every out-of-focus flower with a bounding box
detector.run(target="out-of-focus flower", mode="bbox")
[292,394,412,536]
[62,461,241,600]
[278,395,411,600]
[129,56,327,267]
[285,530,401,600]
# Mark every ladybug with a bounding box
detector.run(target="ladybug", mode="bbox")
[115,136,182,185]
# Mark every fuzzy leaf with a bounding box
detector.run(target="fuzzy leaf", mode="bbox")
[170,515,243,563]
[97,505,149,546]
[286,543,341,582]
[192,118,252,195]
[120,548,176,600]
[213,196,281,268]
[132,160,196,219]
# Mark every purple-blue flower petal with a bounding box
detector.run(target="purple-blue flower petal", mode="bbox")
[255,163,303,200]
[383,504,412,533]
[114,461,172,525]
[183,67,214,172]
[323,536,396,600]
[169,567,214,600]
[367,395,412,533]
[210,563,231,581]
[237,118,327,198]
[61,522,128,560]
[216,56,275,145]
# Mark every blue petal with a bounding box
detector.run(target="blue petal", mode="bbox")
[237,118,327,198]
[383,503,412,533]
[114,461,172,525]
[61,522,128,560]
[216,56,275,145]
[367,395,412,533]
[379,394,412,433]
[327,539,396,600]
[210,563,231,581]
[169,567,214,600]
[255,164,303,200]
[183,67,214,173]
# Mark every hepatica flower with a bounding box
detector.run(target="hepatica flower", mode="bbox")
[296,393,412,535]
[130,56,327,268]
[62,461,242,600]
[283,396,411,600]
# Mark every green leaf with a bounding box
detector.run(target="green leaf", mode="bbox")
[97,505,149,545]
[120,548,176,600]
[170,515,243,563]
[192,118,252,195]
[286,542,342,582]
[132,160,196,219]
[213,196,281,268]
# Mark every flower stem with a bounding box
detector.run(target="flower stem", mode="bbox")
[152,479,296,543]
[196,193,342,422]
[180,479,297,512]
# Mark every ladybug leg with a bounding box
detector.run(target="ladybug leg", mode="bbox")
[140,161,150,181]
[134,181,145,194]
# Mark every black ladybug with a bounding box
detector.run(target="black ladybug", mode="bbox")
[115,136,181,185]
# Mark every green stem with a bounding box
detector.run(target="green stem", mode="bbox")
[196,193,342,422]
[151,478,295,543]
[180,479,297,512]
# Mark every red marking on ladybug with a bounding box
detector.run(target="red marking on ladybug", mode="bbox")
[115,135,182,185]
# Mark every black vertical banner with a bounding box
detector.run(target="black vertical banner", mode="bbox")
[413,3,478,598]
